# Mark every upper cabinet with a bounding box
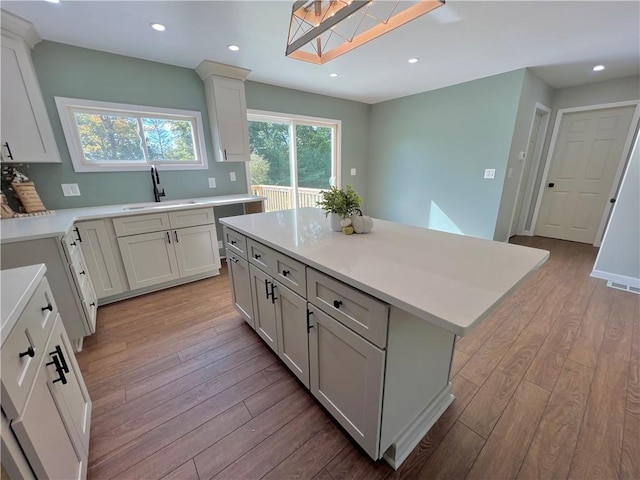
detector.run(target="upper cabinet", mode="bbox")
[196,60,251,162]
[1,11,61,163]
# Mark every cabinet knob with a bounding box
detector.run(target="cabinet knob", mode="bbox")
[70,241,77,247]
[254,254,261,259]
[230,240,237,245]
[333,300,343,309]
[90,302,96,307]
[19,346,35,358]
[282,270,290,277]
[79,270,86,275]
[548,182,555,188]
[42,303,53,312]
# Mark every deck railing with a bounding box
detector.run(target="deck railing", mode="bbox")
[251,185,323,212]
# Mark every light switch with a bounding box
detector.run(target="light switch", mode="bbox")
[61,183,81,196]
[484,169,496,179]
[350,168,357,176]
[208,177,216,188]
[230,172,236,182]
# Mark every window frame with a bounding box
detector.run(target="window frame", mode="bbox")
[55,97,209,172]
[246,109,341,205]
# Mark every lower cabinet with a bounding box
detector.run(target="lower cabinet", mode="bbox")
[76,220,125,299]
[249,264,310,388]
[173,225,220,277]
[118,231,181,289]
[227,254,254,327]
[1,268,92,479]
[308,305,385,459]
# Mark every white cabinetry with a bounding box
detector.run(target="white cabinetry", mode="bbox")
[1,12,61,163]
[115,207,221,291]
[76,220,126,300]
[227,255,254,327]
[196,60,251,162]
[1,266,92,479]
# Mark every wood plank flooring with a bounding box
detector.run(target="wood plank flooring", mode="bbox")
[77,236,639,480]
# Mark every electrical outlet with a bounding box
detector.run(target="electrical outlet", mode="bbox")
[484,169,496,179]
[217,240,223,249]
[61,183,81,196]
[519,151,526,161]
[208,177,216,188]
[350,168,357,176]
[230,172,236,182]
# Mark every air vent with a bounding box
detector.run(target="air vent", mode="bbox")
[607,280,640,295]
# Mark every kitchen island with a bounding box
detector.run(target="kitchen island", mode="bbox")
[220,208,548,469]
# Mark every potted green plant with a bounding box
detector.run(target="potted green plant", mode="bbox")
[316,185,361,231]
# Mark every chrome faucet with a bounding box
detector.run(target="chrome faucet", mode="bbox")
[150,166,165,202]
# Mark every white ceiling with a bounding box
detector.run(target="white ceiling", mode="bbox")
[2,1,639,104]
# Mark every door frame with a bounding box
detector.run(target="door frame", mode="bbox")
[529,99,640,246]
[511,102,552,237]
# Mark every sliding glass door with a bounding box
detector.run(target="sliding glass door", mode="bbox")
[248,111,339,212]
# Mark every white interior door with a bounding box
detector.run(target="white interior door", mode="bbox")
[535,105,636,244]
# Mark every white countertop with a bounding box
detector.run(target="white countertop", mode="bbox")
[220,208,549,336]
[0,194,264,244]
[1,264,47,343]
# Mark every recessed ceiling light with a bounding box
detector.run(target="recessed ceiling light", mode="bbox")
[228,45,240,52]
[44,0,60,3]
[408,58,419,64]
[329,73,338,78]
[592,65,605,72]
[150,23,166,32]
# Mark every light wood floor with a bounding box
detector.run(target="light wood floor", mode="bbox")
[78,236,639,480]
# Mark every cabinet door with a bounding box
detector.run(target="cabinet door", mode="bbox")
[249,265,278,352]
[0,33,60,163]
[11,351,85,480]
[228,255,254,328]
[308,306,385,459]
[118,231,180,289]
[274,281,309,388]
[173,225,221,278]
[47,315,92,458]
[77,220,125,299]
[212,76,250,162]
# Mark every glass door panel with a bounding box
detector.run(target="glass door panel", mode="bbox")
[296,124,333,208]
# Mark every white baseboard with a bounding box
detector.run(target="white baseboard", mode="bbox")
[591,270,640,292]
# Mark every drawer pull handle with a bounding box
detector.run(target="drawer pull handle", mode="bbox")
[19,347,35,358]
[270,283,277,304]
[3,142,13,160]
[254,254,261,259]
[42,303,53,312]
[47,355,68,385]
[49,345,69,373]
[74,226,83,243]
[90,302,96,307]
[282,270,290,277]
[70,241,77,247]
[79,270,86,275]
[166,231,171,244]
[230,240,237,245]
[333,300,343,309]
[306,309,314,331]
[229,256,239,264]
[265,279,272,299]
[174,230,179,243]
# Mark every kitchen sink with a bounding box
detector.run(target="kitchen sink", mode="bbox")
[122,200,201,211]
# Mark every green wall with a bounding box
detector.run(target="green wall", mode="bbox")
[26,42,370,210]
[366,69,525,239]
[245,81,370,205]
[493,69,555,241]
[29,41,246,209]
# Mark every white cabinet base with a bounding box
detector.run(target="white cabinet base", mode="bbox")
[382,383,454,469]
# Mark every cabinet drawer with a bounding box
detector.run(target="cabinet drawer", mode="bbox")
[223,227,247,259]
[169,207,215,229]
[273,251,306,298]
[307,269,389,348]
[1,277,57,419]
[113,213,171,236]
[60,227,82,263]
[247,238,275,275]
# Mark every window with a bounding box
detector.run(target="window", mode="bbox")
[55,97,209,172]
[248,110,340,212]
